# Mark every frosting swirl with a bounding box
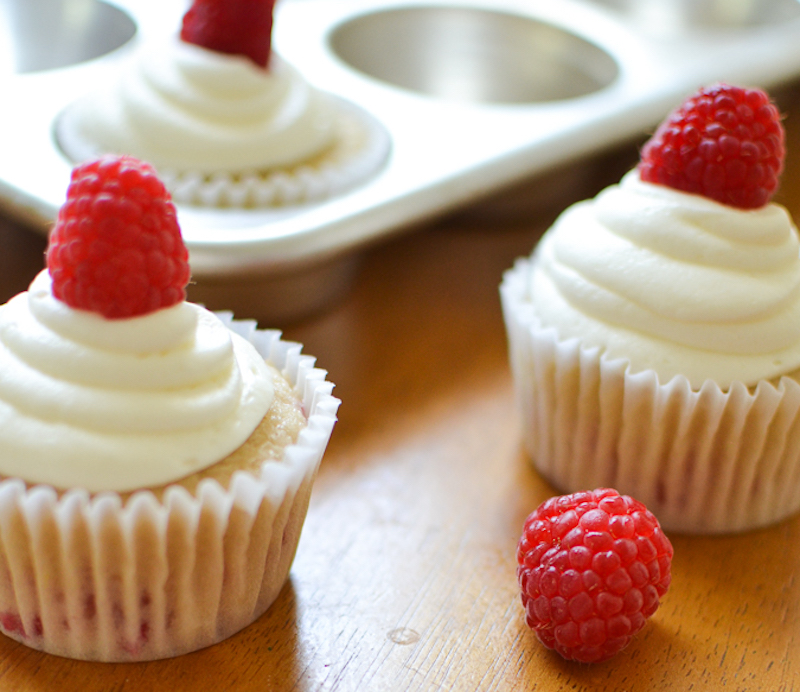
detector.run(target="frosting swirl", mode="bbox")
[0,271,274,491]
[65,38,337,173]
[530,171,800,388]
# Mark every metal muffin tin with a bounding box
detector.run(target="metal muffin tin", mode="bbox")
[2,0,800,320]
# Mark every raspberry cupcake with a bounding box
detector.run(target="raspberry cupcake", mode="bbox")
[55,0,389,208]
[0,156,339,660]
[500,83,800,534]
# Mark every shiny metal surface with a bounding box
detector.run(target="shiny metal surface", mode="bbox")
[0,0,136,75]
[3,0,800,320]
[329,6,618,103]
[593,0,800,33]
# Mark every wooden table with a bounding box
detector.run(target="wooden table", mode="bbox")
[1,87,800,692]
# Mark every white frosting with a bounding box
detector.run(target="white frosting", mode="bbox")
[65,38,337,173]
[0,271,274,492]
[529,171,800,389]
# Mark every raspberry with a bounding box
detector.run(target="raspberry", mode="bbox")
[639,83,784,209]
[46,156,191,319]
[516,488,673,664]
[180,0,276,69]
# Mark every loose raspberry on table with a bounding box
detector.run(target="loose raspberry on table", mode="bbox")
[46,155,191,319]
[639,83,784,209]
[517,488,673,664]
[180,0,276,69]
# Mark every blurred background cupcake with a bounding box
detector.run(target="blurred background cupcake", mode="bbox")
[55,0,390,208]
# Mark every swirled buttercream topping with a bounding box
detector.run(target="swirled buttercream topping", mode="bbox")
[65,38,337,173]
[0,271,274,492]
[530,171,800,389]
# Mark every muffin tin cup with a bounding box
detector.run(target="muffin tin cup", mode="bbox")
[0,322,340,661]
[501,258,800,534]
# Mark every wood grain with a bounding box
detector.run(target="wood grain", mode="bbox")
[1,85,800,691]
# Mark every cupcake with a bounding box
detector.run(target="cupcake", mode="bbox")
[500,83,800,534]
[0,155,339,660]
[55,0,390,208]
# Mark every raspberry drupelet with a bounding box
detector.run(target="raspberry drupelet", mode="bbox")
[639,82,784,209]
[46,155,191,319]
[517,488,673,664]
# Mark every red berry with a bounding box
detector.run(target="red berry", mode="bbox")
[180,0,276,69]
[46,156,191,319]
[517,488,673,664]
[639,83,785,209]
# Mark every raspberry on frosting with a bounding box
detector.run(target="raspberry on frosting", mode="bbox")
[46,155,191,319]
[180,0,276,69]
[639,83,785,209]
[517,488,673,663]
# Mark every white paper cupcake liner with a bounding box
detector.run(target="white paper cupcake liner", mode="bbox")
[0,321,339,660]
[501,258,800,534]
[55,95,391,209]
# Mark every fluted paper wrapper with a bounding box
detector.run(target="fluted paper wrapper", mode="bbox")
[501,258,800,534]
[56,96,390,208]
[0,322,339,660]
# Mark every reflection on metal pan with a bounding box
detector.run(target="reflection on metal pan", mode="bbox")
[0,0,136,74]
[328,6,618,103]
